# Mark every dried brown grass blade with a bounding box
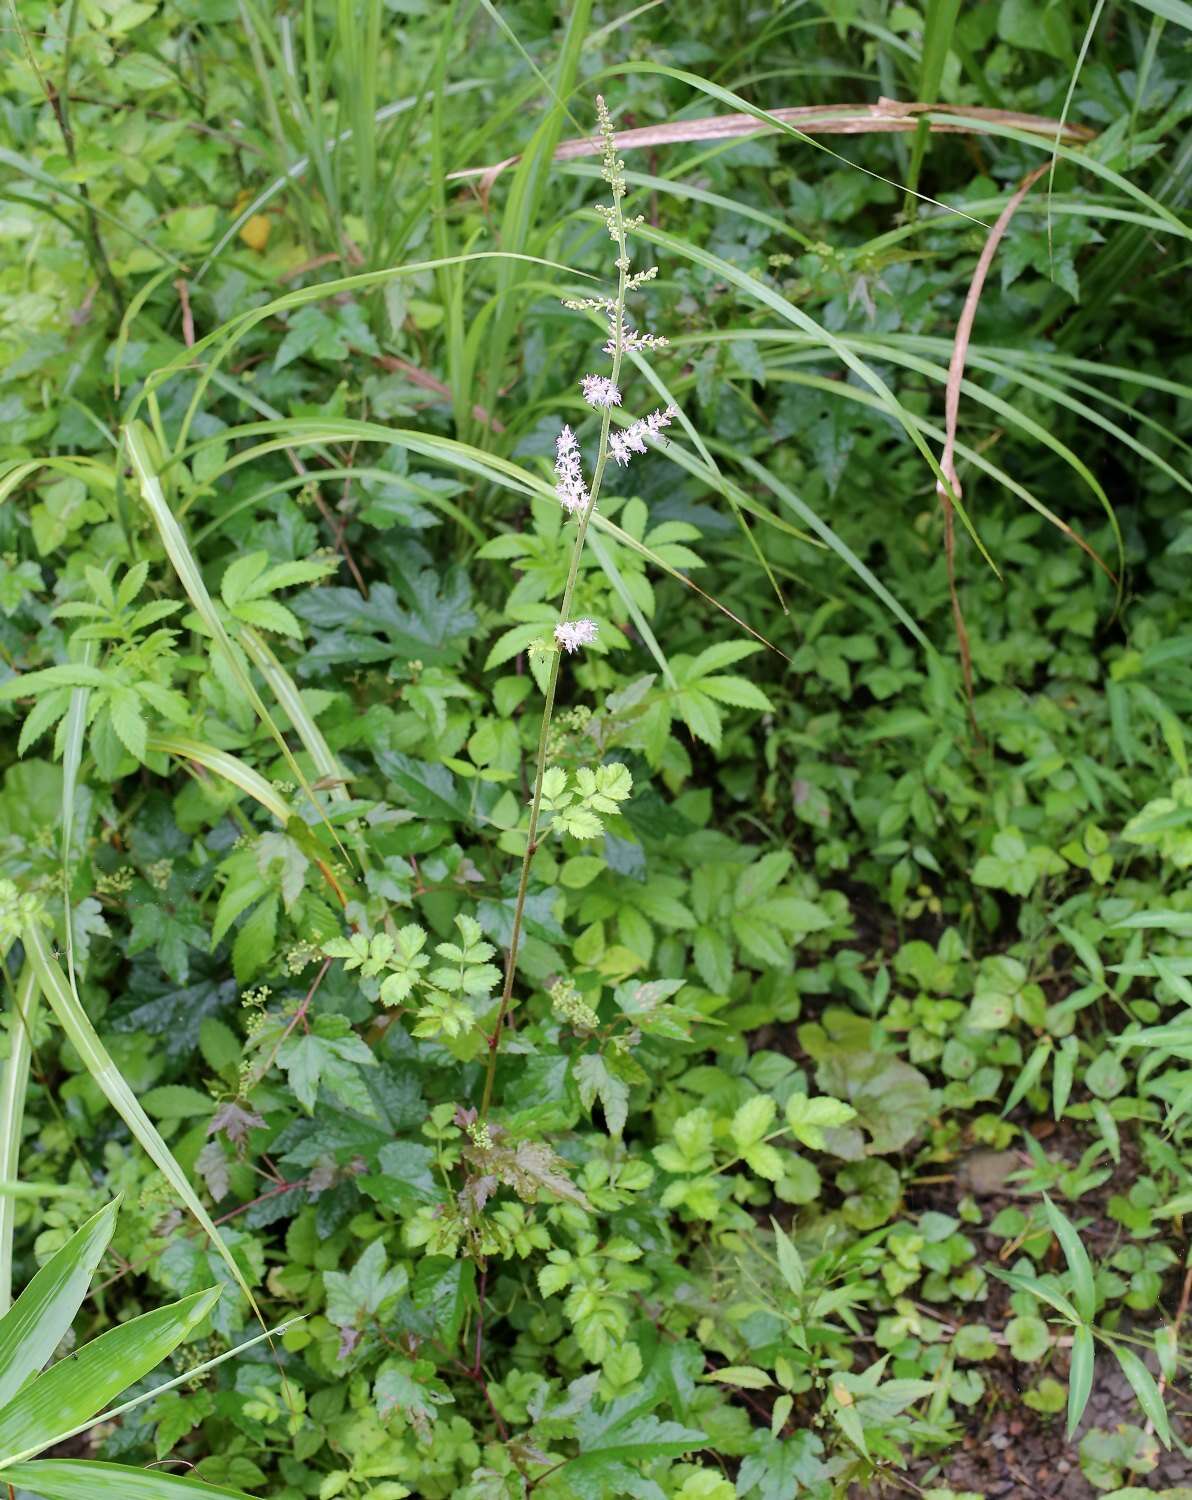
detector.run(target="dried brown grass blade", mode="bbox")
[937,164,1049,736]
[937,164,1051,507]
[451,99,1095,193]
[934,160,1113,736]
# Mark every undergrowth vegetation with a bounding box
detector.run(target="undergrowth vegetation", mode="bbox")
[1,2,1191,1497]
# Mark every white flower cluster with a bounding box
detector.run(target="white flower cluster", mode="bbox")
[554,619,599,653]
[580,374,621,409]
[603,314,667,356]
[554,425,589,516]
[610,404,678,467]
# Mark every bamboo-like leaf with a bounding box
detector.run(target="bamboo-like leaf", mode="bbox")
[1112,1342,1171,1446]
[1001,1038,1052,1118]
[906,0,962,202]
[0,964,40,1315]
[928,111,1192,240]
[0,1198,119,1409]
[1042,1193,1096,1323]
[0,1460,253,1500]
[124,253,586,455]
[612,64,990,225]
[1067,1323,1095,1438]
[988,1265,1081,1325]
[0,1285,220,1466]
[19,925,262,1328]
[237,629,375,878]
[146,734,293,825]
[178,417,787,654]
[9,1312,303,1473]
[585,530,676,688]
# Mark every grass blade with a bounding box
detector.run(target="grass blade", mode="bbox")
[1042,1194,1096,1323]
[19,925,262,1328]
[0,963,39,1316]
[1112,1342,1171,1445]
[906,0,962,206]
[1067,1323,1095,1438]
[0,1461,253,1500]
[0,1285,220,1466]
[146,735,294,825]
[0,1198,118,1410]
[3,1314,302,1480]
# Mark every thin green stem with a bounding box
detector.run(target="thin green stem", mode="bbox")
[480,172,629,1119]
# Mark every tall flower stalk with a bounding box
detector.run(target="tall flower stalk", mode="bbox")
[480,98,675,1116]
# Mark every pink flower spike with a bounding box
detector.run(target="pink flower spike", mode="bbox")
[554,619,599,653]
[554,424,590,516]
[581,374,621,409]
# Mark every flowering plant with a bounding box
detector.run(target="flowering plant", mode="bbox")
[479,95,679,1114]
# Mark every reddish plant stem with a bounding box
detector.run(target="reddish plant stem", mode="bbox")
[174,278,195,347]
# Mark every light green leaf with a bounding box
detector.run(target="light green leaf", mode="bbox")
[784,1094,857,1149]
[731,1094,776,1150]
[703,1365,772,1389]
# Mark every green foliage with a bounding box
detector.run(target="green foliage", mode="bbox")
[0,0,1189,1496]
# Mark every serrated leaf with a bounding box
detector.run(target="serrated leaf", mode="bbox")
[731,1094,776,1150]
[573,1054,630,1138]
[771,1219,805,1298]
[784,1093,856,1149]
[232,894,278,984]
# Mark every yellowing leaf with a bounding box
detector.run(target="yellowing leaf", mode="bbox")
[239,214,272,252]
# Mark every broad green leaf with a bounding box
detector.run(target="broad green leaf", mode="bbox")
[0,1199,119,1410]
[0,1285,220,1465]
[1006,1314,1051,1362]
